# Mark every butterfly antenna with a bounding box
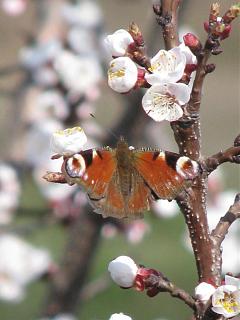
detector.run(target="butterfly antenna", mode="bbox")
[89,113,119,142]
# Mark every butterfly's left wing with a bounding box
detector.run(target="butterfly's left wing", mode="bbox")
[133,149,199,200]
[63,148,117,199]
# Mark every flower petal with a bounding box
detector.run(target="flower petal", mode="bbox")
[108,57,138,93]
[50,127,87,156]
[225,275,240,289]
[195,282,216,301]
[105,29,134,57]
[167,82,191,104]
[146,47,186,85]
[142,88,169,122]
[165,103,183,121]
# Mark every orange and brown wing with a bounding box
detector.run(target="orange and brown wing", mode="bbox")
[93,170,151,219]
[63,148,117,199]
[134,150,199,200]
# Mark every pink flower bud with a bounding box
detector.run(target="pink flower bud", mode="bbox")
[219,24,232,40]
[204,21,210,33]
[183,33,202,53]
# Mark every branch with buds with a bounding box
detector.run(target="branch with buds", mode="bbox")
[108,256,196,311]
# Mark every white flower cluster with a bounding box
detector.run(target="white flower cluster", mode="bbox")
[105,29,197,122]
[0,163,21,225]
[0,234,51,302]
[1,0,26,16]
[18,0,104,212]
[195,275,240,318]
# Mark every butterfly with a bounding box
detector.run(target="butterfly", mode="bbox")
[61,137,199,219]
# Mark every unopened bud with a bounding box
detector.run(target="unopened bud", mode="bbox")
[183,33,202,56]
[204,21,210,33]
[205,63,216,74]
[209,3,220,24]
[129,22,144,47]
[211,47,223,55]
[108,256,138,288]
[222,4,240,24]
[219,24,231,40]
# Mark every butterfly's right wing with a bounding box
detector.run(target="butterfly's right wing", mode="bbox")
[133,149,199,200]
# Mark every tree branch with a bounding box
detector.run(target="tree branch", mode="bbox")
[211,193,240,246]
[202,146,240,174]
[145,273,197,311]
[154,0,181,50]
[156,0,221,286]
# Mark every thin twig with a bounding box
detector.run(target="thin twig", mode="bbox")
[145,273,197,311]
[211,193,240,246]
[202,146,240,174]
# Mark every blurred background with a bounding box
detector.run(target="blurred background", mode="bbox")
[0,0,239,319]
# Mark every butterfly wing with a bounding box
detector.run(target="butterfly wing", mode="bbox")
[91,169,151,219]
[63,147,150,218]
[63,148,117,199]
[133,150,199,200]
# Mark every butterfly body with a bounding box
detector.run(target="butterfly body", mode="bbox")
[62,138,199,219]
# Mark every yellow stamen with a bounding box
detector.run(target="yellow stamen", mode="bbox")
[216,293,240,313]
[55,127,84,136]
[108,68,126,79]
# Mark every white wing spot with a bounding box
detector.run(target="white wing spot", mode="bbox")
[83,173,88,181]
[92,150,98,158]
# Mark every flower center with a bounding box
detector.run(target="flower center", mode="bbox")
[152,92,176,108]
[216,293,240,313]
[149,52,177,73]
[108,68,126,79]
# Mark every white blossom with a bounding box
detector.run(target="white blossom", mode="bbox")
[105,29,134,57]
[54,50,102,94]
[142,82,191,122]
[225,275,240,289]
[50,127,87,156]
[61,1,102,28]
[152,199,178,218]
[108,256,138,288]
[39,314,77,320]
[19,39,62,70]
[126,220,150,244]
[0,276,24,303]
[0,164,21,225]
[108,57,138,93]
[207,186,240,274]
[33,158,76,202]
[0,234,51,302]
[145,46,186,85]
[33,66,58,87]
[195,282,216,302]
[67,27,96,55]
[212,284,240,318]
[179,42,197,65]
[26,119,63,167]
[1,0,26,16]
[31,90,69,122]
[109,313,133,320]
